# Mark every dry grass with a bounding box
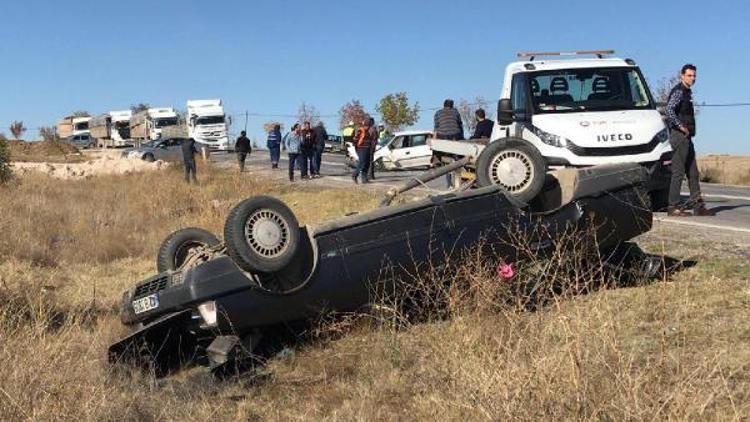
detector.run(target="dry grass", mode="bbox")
[1,166,749,420]
[698,155,750,185]
[7,140,85,163]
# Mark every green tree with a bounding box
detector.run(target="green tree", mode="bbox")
[9,121,26,140]
[0,134,12,183]
[376,92,420,132]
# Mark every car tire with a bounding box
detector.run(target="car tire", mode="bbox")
[475,138,546,204]
[156,227,220,273]
[143,153,155,162]
[224,196,300,273]
[374,159,385,171]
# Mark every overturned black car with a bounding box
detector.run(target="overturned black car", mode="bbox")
[109,163,653,376]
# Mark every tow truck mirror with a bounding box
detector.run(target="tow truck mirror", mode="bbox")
[497,99,513,126]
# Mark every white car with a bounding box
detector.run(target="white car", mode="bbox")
[346,130,434,170]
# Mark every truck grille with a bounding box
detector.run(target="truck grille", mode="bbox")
[133,274,169,298]
[566,137,658,157]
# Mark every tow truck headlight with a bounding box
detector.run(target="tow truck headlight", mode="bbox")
[197,301,217,327]
[654,128,669,143]
[531,126,568,148]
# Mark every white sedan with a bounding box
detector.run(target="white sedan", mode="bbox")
[346,130,434,170]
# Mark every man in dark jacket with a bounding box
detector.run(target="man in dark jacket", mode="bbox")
[433,99,464,140]
[367,117,379,180]
[470,109,494,139]
[311,122,327,177]
[235,130,252,173]
[665,64,714,217]
[300,121,314,179]
[434,99,464,188]
[181,138,199,183]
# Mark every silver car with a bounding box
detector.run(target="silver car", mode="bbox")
[125,138,187,162]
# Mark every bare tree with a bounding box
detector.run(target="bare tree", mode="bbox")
[9,121,26,140]
[39,126,59,142]
[130,103,150,114]
[456,96,489,134]
[338,99,369,129]
[653,74,698,117]
[297,102,321,126]
[71,110,90,117]
[263,121,285,133]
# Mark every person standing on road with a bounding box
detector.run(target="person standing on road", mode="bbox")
[367,117,379,181]
[181,137,199,184]
[470,109,494,139]
[352,117,373,184]
[312,122,327,177]
[284,123,303,182]
[300,121,314,180]
[342,120,356,146]
[267,124,282,169]
[434,99,464,188]
[665,64,715,217]
[235,130,252,173]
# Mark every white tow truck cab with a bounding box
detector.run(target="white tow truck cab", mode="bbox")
[186,99,230,151]
[431,50,671,207]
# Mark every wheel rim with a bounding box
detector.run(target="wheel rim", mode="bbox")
[244,209,290,259]
[488,150,534,192]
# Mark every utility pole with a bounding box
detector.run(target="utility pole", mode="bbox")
[244,111,248,132]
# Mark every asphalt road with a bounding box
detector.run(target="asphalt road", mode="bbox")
[211,151,750,234]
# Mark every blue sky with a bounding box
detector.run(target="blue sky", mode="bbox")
[1,0,748,153]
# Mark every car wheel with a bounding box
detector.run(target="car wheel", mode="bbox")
[224,196,300,273]
[143,153,155,162]
[374,159,385,171]
[156,227,220,272]
[475,138,546,204]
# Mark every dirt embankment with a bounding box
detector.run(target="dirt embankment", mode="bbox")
[11,149,169,179]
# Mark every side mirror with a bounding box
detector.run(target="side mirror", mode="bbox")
[227,116,233,126]
[497,98,514,126]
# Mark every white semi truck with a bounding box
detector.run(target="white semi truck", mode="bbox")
[57,115,92,139]
[90,110,132,148]
[431,50,672,208]
[129,108,180,142]
[186,99,230,151]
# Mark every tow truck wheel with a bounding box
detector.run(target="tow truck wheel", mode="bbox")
[475,139,546,204]
[224,196,300,273]
[157,227,220,272]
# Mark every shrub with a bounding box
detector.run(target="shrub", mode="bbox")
[0,134,12,183]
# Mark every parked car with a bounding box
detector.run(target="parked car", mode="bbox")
[109,162,653,377]
[324,134,345,153]
[346,130,434,170]
[124,137,188,162]
[65,134,94,149]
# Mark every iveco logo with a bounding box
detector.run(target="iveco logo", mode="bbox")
[597,133,633,142]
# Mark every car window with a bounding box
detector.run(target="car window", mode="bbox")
[390,136,405,149]
[411,135,427,147]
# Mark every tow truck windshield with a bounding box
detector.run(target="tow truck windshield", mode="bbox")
[529,67,653,114]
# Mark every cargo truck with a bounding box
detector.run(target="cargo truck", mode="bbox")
[57,115,92,139]
[90,110,133,148]
[129,108,180,142]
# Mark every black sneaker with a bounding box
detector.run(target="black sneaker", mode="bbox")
[352,175,358,184]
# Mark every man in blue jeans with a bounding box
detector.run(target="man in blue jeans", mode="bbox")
[352,118,372,184]
[284,124,303,182]
[181,137,199,184]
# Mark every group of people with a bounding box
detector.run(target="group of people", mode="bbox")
[265,121,328,182]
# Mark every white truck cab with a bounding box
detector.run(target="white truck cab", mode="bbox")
[431,50,671,206]
[148,108,179,141]
[71,116,91,137]
[186,99,230,151]
[109,110,132,146]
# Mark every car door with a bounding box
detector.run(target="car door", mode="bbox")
[384,135,409,169]
[152,141,168,160]
[406,134,432,167]
[167,139,184,161]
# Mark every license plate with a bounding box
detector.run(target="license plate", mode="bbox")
[132,294,159,314]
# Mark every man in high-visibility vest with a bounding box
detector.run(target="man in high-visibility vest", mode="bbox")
[342,121,356,145]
